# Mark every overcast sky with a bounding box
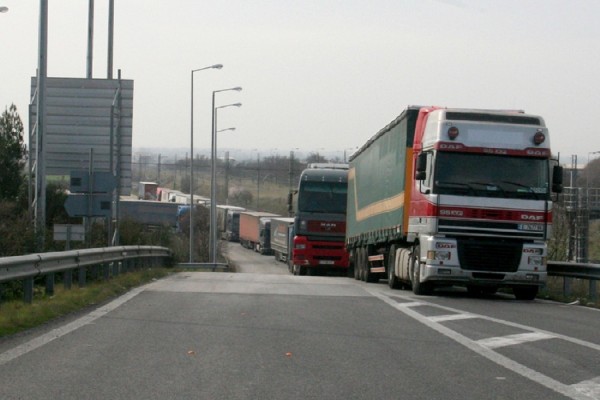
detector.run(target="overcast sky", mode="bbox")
[1,0,599,163]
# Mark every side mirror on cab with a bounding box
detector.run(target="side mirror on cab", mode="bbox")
[552,165,563,193]
[415,152,427,181]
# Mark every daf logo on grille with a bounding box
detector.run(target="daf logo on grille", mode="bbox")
[521,214,544,221]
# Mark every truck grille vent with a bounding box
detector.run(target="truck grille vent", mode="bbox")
[472,273,506,280]
[314,244,344,250]
[457,239,523,272]
[438,219,545,240]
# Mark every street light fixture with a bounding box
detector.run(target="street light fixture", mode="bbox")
[0,6,9,13]
[210,89,242,263]
[189,63,222,263]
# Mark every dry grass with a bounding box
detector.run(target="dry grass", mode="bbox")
[0,268,173,337]
[540,276,600,308]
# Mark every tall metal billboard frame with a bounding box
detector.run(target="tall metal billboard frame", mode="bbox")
[29,77,134,194]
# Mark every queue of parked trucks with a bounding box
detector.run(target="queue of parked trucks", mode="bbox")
[138,105,564,300]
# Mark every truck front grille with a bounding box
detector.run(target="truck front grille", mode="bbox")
[457,238,523,272]
[314,244,343,250]
[438,219,545,240]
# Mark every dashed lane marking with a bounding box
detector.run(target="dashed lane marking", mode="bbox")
[428,313,479,323]
[477,332,556,349]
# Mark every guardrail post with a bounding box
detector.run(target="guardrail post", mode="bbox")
[103,263,110,280]
[45,273,55,296]
[563,277,572,297]
[24,278,34,304]
[590,280,598,302]
[0,283,3,304]
[112,261,120,276]
[64,270,72,289]
[78,266,86,287]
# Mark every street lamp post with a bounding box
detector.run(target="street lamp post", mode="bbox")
[210,89,242,263]
[214,110,240,210]
[216,129,235,206]
[189,64,222,263]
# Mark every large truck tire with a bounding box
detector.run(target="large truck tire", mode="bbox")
[411,245,432,295]
[513,286,538,300]
[387,245,401,289]
[292,264,306,276]
[347,249,356,279]
[351,249,360,280]
[356,248,365,281]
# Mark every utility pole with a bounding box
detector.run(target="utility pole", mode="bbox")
[35,0,49,250]
[157,154,162,184]
[224,151,230,204]
[86,0,94,78]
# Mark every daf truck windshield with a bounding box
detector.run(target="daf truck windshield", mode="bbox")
[298,181,347,213]
[433,152,549,200]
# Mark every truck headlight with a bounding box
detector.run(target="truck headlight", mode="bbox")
[528,256,546,266]
[427,250,451,261]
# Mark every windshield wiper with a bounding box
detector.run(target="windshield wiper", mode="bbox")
[500,181,540,200]
[468,181,506,196]
[435,181,476,194]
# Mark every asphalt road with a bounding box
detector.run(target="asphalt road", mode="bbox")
[224,240,290,274]
[0,242,599,399]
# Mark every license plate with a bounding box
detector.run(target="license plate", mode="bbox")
[319,260,335,265]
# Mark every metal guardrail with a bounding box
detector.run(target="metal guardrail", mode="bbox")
[1,247,596,303]
[547,261,600,280]
[547,261,599,301]
[0,246,173,304]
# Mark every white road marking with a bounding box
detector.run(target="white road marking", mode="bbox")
[428,313,478,322]
[477,332,556,349]
[0,285,146,366]
[365,287,599,400]
[572,377,600,398]
[394,301,426,308]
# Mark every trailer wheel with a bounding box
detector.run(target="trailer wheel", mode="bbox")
[411,245,432,295]
[351,249,360,280]
[355,248,363,280]
[347,249,356,279]
[387,245,400,289]
[357,248,366,281]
